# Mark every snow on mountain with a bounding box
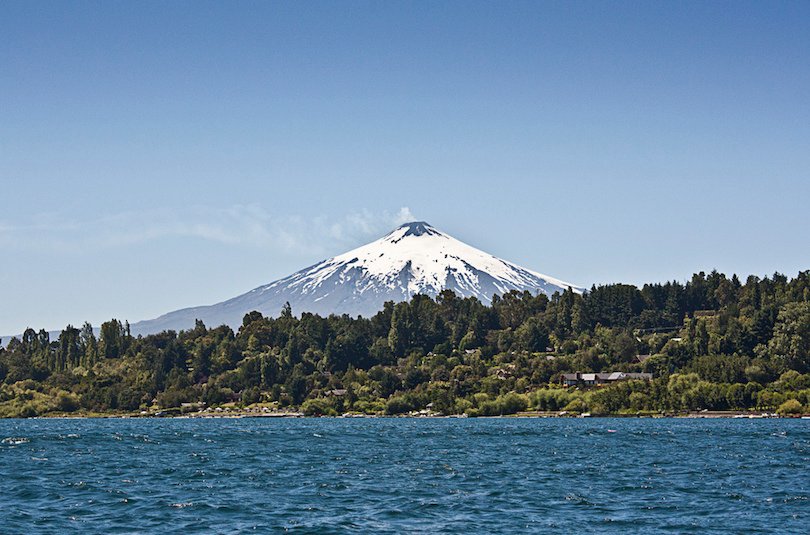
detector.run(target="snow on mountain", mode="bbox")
[129,222,582,335]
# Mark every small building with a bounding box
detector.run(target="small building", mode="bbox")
[561,373,579,387]
[561,372,652,387]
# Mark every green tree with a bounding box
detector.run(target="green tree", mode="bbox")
[100,319,127,359]
[769,302,810,372]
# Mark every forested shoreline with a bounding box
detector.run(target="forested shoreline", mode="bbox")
[1,270,809,418]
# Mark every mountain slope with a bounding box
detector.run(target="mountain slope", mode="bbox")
[130,222,581,335]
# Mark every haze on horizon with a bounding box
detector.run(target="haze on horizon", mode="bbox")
[1,1,809,335]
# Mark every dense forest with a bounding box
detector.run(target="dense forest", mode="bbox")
[1,270,809,418]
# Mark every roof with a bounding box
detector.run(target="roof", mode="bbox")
[560,372,653,382]
[624,373,653,380]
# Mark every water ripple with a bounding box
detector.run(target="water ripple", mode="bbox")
[0,418,808,533]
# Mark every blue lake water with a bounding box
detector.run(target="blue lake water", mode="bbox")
[1,417,808,533]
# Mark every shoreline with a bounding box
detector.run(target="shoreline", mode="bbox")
[10,410,809,420]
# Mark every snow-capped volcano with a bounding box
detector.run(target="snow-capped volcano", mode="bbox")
[129,222,581,335]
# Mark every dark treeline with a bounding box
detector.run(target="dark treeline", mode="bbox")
[1,270,809,417]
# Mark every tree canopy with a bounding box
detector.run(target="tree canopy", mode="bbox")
[1,270,809,417]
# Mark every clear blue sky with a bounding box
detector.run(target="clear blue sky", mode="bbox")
[1,1,809,335]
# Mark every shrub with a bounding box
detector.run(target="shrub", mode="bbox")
[562,398,587,413]
[588,402,609,416]
[352,399,385,414]
[385,396,414,415]
[19,403,38,418]
[453,398,473,415]
[55,392,80,412]
[301,398,336,416]
[497,393,528,415]
[777,399,803,415]
[629,392,648,411]
[531,388,573,411]
[479,400,500,416]
[476,393,528,416]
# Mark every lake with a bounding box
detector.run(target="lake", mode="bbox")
[1,418,808,533]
